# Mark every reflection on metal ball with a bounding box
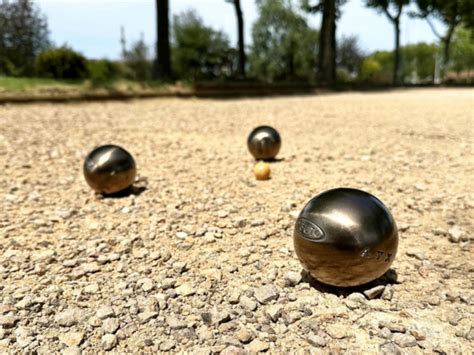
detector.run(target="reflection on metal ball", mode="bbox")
[83,144,136,194]
[247,126,281,160]
[294,188,398,287]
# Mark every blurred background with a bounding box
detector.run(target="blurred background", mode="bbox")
[0,0,473,97]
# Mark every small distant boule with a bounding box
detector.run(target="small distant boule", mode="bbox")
[247,126,281,161]
[83,144,136,194]
[293,188,398,287]
[254,161,271,180]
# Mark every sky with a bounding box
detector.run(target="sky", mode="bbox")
[35,0,444,60]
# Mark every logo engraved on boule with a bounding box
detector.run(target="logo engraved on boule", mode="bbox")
[296,218,325,241]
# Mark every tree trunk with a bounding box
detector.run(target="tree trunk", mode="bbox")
[393,18,401,85]
[317,0,336,86]
[233,0,246,78]
[442,23,456,69]
[154,0,172,80]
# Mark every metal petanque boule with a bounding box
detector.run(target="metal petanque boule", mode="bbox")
[294,188,398,287]
[247,125,281,161]
[83,144,136,194]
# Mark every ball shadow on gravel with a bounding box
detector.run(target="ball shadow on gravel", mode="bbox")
[98,185,147,199]
[301,268,399,298]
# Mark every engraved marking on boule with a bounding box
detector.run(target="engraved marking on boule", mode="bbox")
[296,218,325,241]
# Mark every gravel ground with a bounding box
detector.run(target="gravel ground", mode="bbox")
[0,88,473,353]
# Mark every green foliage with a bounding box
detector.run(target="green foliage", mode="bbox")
[35,47,88,79]
[122,35,152,81]
[401,42,438,82]
[250,0,318,82]
[87,60,124,84]
[449,27,474,74]
[0,0,50,76]
[359,58,385,83]
[172,10,234,81]
[337,35,365,75]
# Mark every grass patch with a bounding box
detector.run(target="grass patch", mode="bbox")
[0,76,84,91]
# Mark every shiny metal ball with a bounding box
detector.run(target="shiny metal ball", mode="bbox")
[83,145,136,194]
[294,188,398,287]
[247,126,281,160]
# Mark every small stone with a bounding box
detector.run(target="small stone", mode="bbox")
[289,211,300,219]
[284,271,302,287]
[55,309,79,327]
[84,283,100,294]
[254,284,279,304]
[381,285,394,301]
[138,311,159,323]
[448,225,462,243]
[160,340,175,351]
[378,327,392,339]
[166,316,187,330]
[285,311,301,324]
[0,315,18,328]
[101,334,117,350]
[138,278,154,292]
[176,232,188,240]
[62,347,81,355]
[240,295,258,311]
[392,333,417,347]
[247,339,269,353]
[265,305,283,322]
[307,334,328,347]
[228,290,240,304]
[59,332,84,347]
[96,305,115,320]
[235,328,253,343]
[102,318,120,334]
[176,283,195,296]
[326,324,347,339]
[202,308,231,325]
[221,345,246,355]
[379,342,402,354]
[363,285,385,299]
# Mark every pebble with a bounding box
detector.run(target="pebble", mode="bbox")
[240,295,258,311]
[254,284,280,304]
[221,345,246,355]
[364,285,386,299]
[176,283,196,296]
[235,328,253,343]
[284,271,302,287]
[59,332,85,347]
[265,305,283,322]
[102,318,120,334]
[392,333,417,348]
[55,309,79,327]
[138,311,159,323]
[247,339,269,352]
[306,334,328,347]
[101,334,117,350]
[0,315,18,328]
[166,316,187,330]
[96,306,115,320]
[202,308,231,325]
[448,225,462,243]
[159,340,176,351]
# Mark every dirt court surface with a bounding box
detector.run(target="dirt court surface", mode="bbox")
[0,89,473,353]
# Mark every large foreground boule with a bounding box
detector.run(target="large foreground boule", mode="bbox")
[247,126,281,161]
[293,188,398,287]
[83,144,136,194]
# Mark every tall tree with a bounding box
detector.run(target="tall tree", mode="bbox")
[154,0,172,80]
[302,0,347,86]
[226,0,246,77]
[250,0,319,82]
[0,0,50,76]
[365,0,410,85]
[413,0,466,72]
